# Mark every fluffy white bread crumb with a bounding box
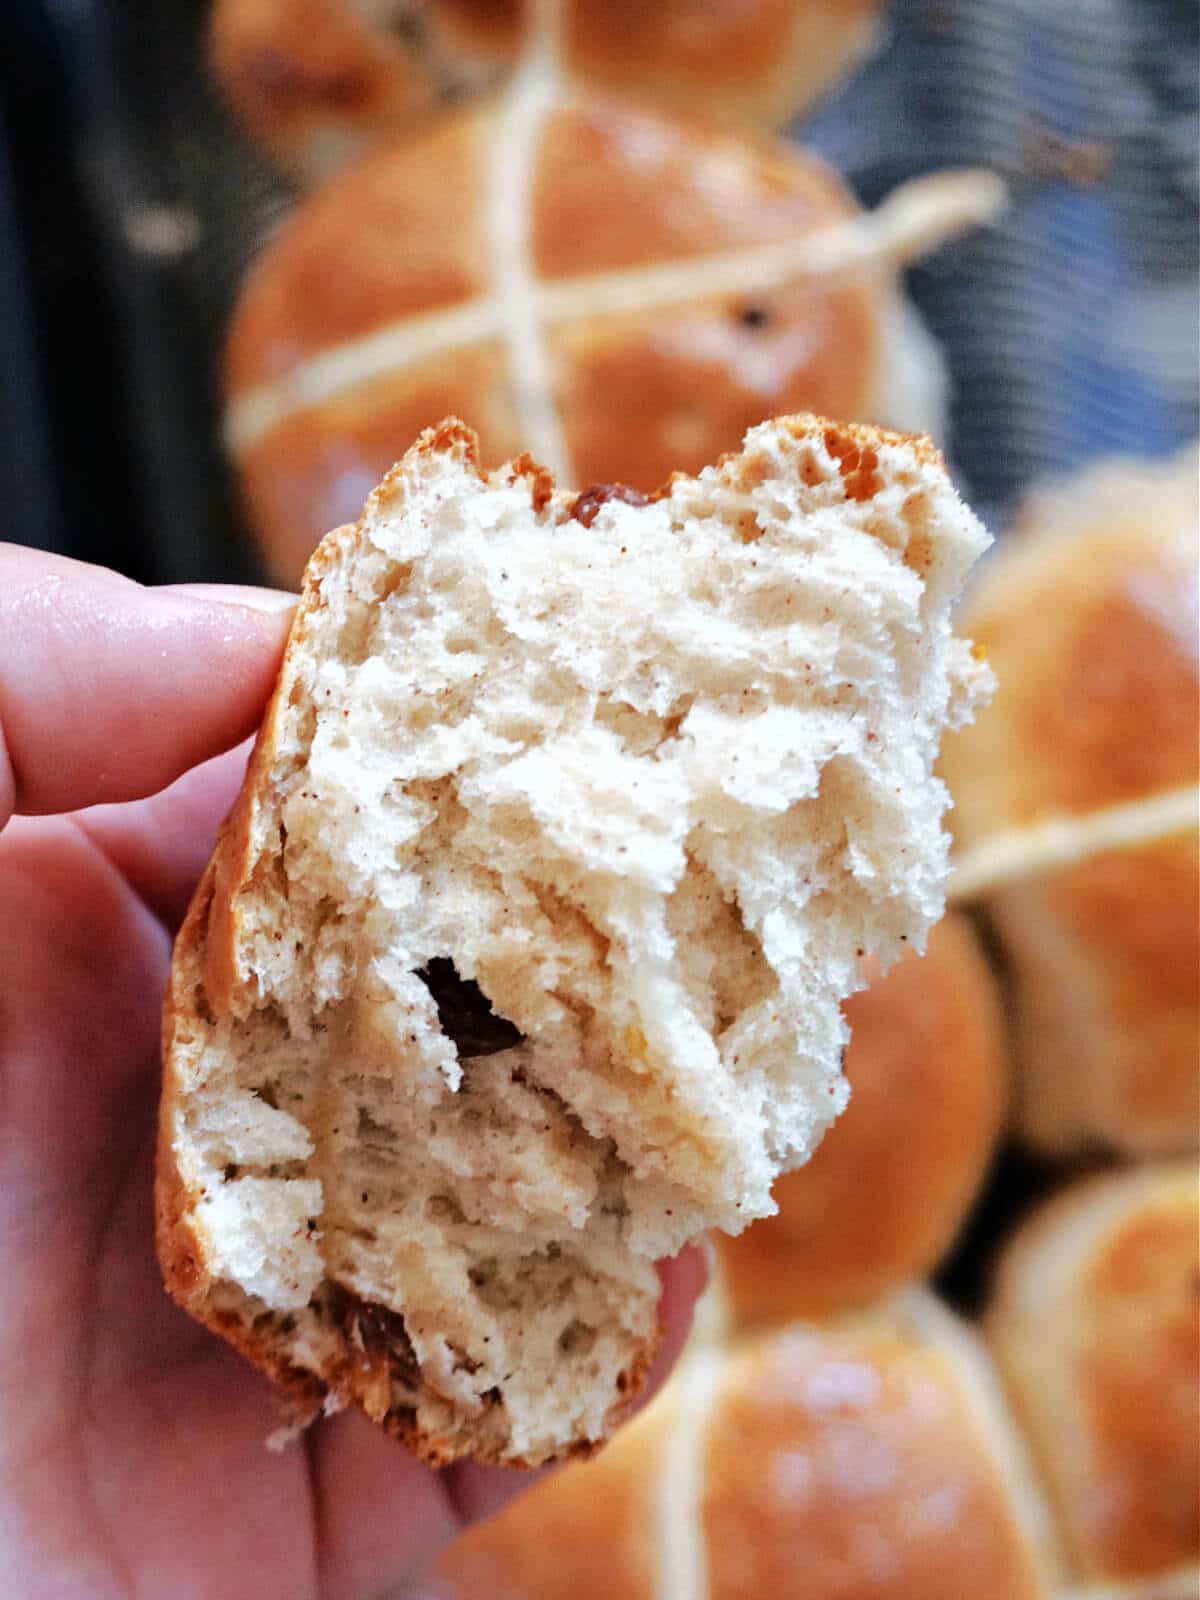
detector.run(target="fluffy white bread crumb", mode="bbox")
[158,414,992,1466]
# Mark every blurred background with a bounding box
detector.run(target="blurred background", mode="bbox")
[2,0,1196,580]
[1,3,1196,1597]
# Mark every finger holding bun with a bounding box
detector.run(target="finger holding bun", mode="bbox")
[223,86,960,586]
[716,912,1007,1327]
[210,0,884,184]
[986,1164,1200,1589]
[431,1291,1062,1599]
[940,450,1199,1157]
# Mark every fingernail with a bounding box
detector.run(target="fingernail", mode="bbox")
[161,582,298,614]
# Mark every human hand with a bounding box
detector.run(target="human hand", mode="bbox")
[0,545,706,1600]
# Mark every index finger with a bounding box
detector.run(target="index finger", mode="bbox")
[0,544,294,827]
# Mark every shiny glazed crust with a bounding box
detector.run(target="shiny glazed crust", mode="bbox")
[435,1294,1064,1599]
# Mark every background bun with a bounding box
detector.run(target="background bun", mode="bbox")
[223,86,957,586]
[431,1165,1200,1596]
[210,0,883,182]
[986,1164,1199,1588]
[717,912,1007,1325]
[940,450,1199,1156]
[432,1291,1063,1600]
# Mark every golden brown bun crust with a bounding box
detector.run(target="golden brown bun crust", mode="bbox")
[432,1378,672,1600]
[224,91,880,586]
[701,1316,1054,1600]
[210,0,882,179]
[155,424,658,1468]
[716,913,1007,1324]
[434,1299,1060,1600]
[940,455,1199,1155]
[987,1165,1200,1586]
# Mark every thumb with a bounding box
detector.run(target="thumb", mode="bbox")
[0,544,295,827]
